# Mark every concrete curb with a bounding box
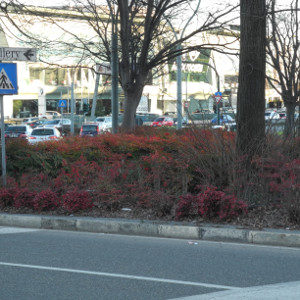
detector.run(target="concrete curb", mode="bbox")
[1,213,300,248]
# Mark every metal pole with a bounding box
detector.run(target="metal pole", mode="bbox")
[91,64,100,120]
[60,91,64,135]
[0,95,6,186]
[111,14,119,134]
[166,0,202,130]
[176,45,182,130]
[70,82,75,136]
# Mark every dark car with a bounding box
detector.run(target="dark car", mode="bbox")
[80,122,100,137]
[27,119,48,129]
[4,125,32,139]
[211,114,234,125]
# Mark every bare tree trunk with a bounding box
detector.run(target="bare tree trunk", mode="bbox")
[236,0,266,157]
[284,102,296,137]
[121,88,143,131]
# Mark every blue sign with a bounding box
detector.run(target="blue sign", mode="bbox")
[0,63,18,95]
[215,92,222,96]
[58,99,67,108]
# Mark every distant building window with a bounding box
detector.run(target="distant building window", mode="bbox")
[45,69,58,86]
[29,67,44,83]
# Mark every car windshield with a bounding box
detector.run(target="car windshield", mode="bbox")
[45,120,60,125]
[82,125,97,131]
[32,129,55,136]
[6,126,27,132]
[155,118,164,122]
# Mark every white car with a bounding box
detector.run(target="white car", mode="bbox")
[27,127,62,144]
[38,119,71,129]
[39,111,62,119]
[265,111,280,120]
[22,117,39,123]
[95,116,112,132]
[5,124,32,139]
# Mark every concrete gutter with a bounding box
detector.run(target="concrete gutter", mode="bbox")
[1,213,300,248]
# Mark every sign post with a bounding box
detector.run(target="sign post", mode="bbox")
[58,99,67,135]
[0,63,18,186]
[214,92,223,125]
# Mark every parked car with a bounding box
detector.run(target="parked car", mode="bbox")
[4,125,32,139]
[151,116,174,127]
[265,111,280,120]
[80,122,101,137]
[23,117,39,124]
[211,114,234,125]
[95,116,112,132]
[173,116,191,125]
[136,113,160,125]
[27,119,48,129]
[278,112,286,119]
[27,127,62,144]
[39,111,62,119]
[38,119,71,129]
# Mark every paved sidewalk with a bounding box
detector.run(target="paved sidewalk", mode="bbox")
[1,213,300,248]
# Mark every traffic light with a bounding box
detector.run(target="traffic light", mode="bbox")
[83,103,89,113]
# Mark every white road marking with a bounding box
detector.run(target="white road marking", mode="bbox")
[0,262,240,290]
[169,280,300,300]
[0,227,40,234]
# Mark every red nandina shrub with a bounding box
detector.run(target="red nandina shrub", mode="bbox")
[0,188,15,208]
[62,190,94,213]
[136,189,175,217]
[176,186,248,221]
[33,190,60,212]
[13,188,37,209]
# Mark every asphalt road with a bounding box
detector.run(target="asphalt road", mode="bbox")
[1,227,300,300]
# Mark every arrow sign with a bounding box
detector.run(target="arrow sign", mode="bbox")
[0,47,37,62]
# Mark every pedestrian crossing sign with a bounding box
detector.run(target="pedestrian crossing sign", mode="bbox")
[58,99,67,108]
[0,63,18,95]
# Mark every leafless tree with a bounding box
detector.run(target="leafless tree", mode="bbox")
[266,0,300,137]
[236,0,266,156]
[1,0,238,131]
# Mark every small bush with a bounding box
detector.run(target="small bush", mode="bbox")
[13,188,37,209]
[137,190,175,217]
[62,190,93,213]
[176,186,248,221]
[33,190,60,212]
[0,188,15,208]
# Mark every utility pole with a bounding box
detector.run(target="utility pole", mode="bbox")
[110,4,119,134]
[166,0,202,129]
[90,64,100,120]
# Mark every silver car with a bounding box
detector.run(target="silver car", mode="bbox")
[27,127,62,144]
[95,116,112,132]
[38,119,71,129]
[5,125,32,139]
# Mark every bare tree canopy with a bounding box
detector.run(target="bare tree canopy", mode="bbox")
[266,0,300,136]
[1,0,239,130]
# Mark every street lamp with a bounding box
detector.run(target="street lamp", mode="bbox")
[0,2,7,11]
[166,0,202,129]
[108,3,119,134]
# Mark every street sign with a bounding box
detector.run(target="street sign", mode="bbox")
[0,47,37,62]
[214,91,223,104]
[58,99,67,108]
[0,63,18,95]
